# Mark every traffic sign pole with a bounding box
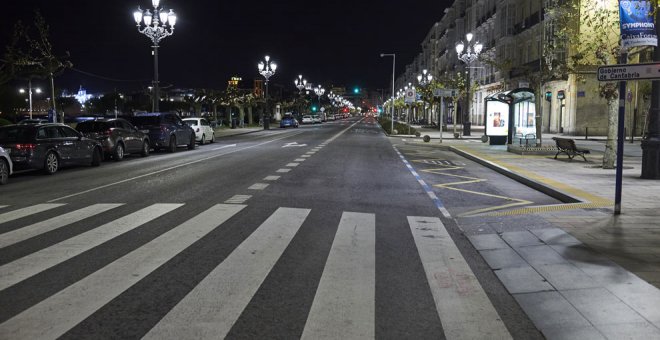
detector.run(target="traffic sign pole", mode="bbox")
[615,53,628,215]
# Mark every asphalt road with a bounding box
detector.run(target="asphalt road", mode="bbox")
[0,117,548,339]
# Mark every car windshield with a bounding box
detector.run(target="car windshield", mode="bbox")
[76,121,110,132]
[303,116,311,119]
[0,126,36,143]
[129,116,161,126]
[183,120,198,126]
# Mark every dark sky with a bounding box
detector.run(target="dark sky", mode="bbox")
[1,0,451,94]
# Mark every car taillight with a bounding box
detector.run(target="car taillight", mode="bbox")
[14,144,37,151]
[161,125,169,133]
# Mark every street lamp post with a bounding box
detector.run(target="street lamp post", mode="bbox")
[380,53,396,135]
[258,55,277,130]
[294,75,307,115]
[19,80,42,119]
[455,33,483,136]
[417,69,433,125]
[314,85,325,112]
[133,0,177,112]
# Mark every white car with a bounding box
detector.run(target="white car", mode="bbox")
[183,118,215,145]
[0,146,13,185]
[312,115,322,124]
[301,115,313,124]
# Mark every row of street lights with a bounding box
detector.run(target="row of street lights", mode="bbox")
[381,32,482,136]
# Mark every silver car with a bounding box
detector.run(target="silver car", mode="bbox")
[0,146,12,185]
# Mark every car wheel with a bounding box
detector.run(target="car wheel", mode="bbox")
[200,134,205,145]
[44,151,59,175]
[91,147,102,166]
[140,140,150,157]
[0,159,8,185]
[168,136,177,153]
[187,133,195,150]
[210,133,215,143]
[113,143,124,161]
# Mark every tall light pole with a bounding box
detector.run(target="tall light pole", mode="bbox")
[258,55,277,130]
[380,53,396,135]
[455,33,483,136]
[133,0,177,112]
[314,85,325,111]
[19,80,42,119]
[294,75,307,115]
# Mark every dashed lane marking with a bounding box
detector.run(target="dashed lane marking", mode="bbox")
[286,163,299,167]
[276,169,292,173]
[225,195,252,204]
[248,183,269,190]
[263,176,280,181]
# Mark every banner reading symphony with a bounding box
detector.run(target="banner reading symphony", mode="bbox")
[619,0,657,49]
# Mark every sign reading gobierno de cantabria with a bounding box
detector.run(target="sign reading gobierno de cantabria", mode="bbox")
[619,0,657,49]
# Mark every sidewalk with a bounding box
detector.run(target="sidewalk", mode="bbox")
[398,127,660,338]
[213,126,263,138]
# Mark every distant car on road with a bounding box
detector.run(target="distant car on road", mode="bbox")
[183,118,215,144]
[301,115,313,124]
[76,118,150,161]
[127,113,195,153]
[0,123,102,175]
[18,118,50,125]
[0,146,12,185]
[280,114,299,128]
[312,115,322,124]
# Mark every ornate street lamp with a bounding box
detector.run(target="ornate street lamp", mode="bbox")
[455,33,483,136]
[258,55,277,130]
[294,75,307,93]
[417,69,433,125]
[19,80,42,119]
[133,0,177,112]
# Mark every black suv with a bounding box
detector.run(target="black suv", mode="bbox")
[127,113,195,153]
[76,118,150,161]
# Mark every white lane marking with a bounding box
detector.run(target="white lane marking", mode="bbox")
[301,155,311,158]
[212,144,237,150]
[294,158,306,162]
[48,131,304,202]
[248,183,269,190]
[224,195,252,204]
[263,176,280,181]
[408,216,512,339]
[0,204,246,340]
[0,204,123,249]
[0,204,66,225]
[0,204,182,292]
[0,205,7,210]
[302,212,375,339]
[286,163,299,167]
[144,207,310,339]
[276,168,291,173]
[306,151,316,155]
[282,142,307,148]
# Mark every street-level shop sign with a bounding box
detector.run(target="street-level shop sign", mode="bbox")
[597,63,660,81]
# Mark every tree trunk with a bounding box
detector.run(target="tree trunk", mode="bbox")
[535,84,543,146]
[238,106,245,128]
[248,106,254,125]
[602,98,618,169]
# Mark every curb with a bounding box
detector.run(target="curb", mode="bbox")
[214,129,263,138]
[449,146,582,204]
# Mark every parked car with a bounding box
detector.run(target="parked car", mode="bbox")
[182,118,215,144]
[75,118,150,161]
[280,114,299,128]
[0,146,12,185]
[312,115,322,124]
[0,124,102,175]
[127,113,195,153]
[301,115,313,124]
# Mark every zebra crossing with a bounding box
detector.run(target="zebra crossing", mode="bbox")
[0,202,512,339]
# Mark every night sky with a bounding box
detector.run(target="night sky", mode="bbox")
[1,0,451,94]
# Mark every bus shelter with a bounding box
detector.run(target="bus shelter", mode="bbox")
[484,88,535,145]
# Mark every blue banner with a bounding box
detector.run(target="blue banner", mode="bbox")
[620,0,657,48]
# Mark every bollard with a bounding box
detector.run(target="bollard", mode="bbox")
[585,127,588,140]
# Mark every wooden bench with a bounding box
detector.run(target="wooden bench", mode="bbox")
[552,137,590,161]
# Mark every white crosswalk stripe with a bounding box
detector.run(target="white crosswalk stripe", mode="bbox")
[0,204,244,339]
[0,204,123,249]
[0,203,182,291]
[0,203,65,225]
[302,212,376,339]
[144,207,310,339]
[0,203,508,339]
[408,216,512,339]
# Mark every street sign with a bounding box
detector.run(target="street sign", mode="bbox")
[433,89,458,97]
[597,62,660,81]
[404,89,416,103]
